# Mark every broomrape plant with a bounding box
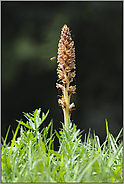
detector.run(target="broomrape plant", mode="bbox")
[56,24,76,128]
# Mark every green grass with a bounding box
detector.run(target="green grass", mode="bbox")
[1,108,123,183]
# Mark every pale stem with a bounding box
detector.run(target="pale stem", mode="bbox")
[63,74,70,128]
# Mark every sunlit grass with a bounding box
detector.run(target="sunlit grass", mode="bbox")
[1,108,123,183]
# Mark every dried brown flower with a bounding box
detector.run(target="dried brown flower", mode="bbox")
[56,24,76,128]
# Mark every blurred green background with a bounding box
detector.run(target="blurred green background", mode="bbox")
[2,1,122,148]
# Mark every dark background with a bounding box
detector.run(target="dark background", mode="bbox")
[2,1,122,149]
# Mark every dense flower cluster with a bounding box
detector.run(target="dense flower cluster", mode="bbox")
[56,24,76,127]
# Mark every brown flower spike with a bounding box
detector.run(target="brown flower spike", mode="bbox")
[56,24,76,128]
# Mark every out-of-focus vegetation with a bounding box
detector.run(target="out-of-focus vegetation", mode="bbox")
[2,2,122,150]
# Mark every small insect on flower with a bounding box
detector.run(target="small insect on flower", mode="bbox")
[50,56,56,61]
